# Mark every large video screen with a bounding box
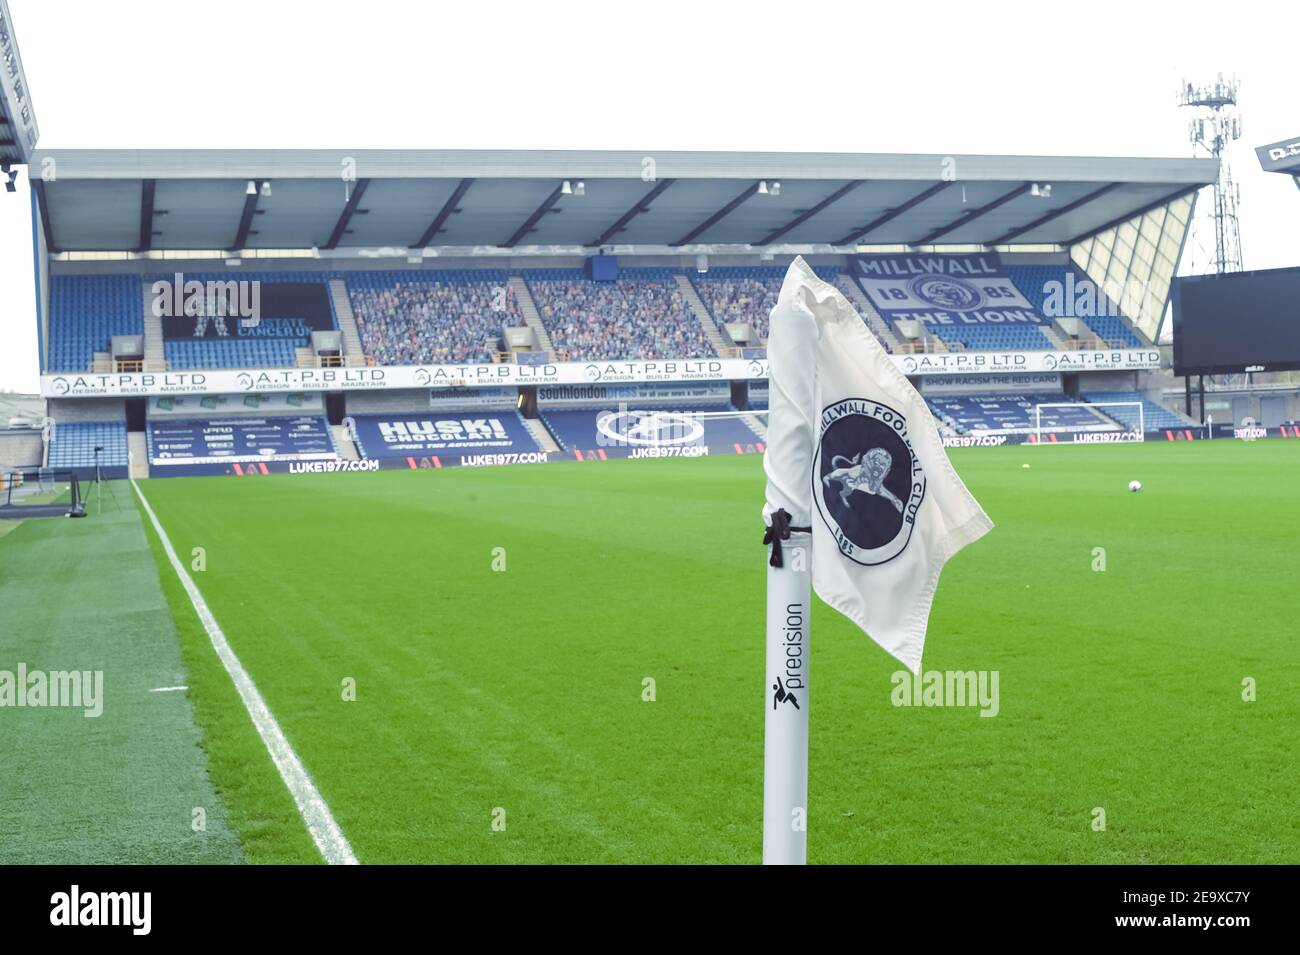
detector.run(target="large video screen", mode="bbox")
[1172,266,1300,376]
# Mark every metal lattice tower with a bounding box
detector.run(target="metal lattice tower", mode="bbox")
[1179,74,1243,274]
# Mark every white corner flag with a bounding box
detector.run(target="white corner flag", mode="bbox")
[761,257,993,864]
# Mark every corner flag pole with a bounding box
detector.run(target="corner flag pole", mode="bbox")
[758,257,995,865]
[763,519,811,865]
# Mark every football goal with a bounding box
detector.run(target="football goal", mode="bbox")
[1032,401,1144,444]
[0,468,84,518]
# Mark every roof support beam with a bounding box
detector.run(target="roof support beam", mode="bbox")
[671,181,760,246]
[31,177,56,253]
[324,178,369,250]
[589,178,675,246]
[414,178,473,248]
[832,181,950,246]
[233,180,263,250]
[757,181,861,245]
[137,179,156,252]
[1064,185,1202,246]
[910,182,1031,246]
[503,184,565,248]
[990,182,1121,245]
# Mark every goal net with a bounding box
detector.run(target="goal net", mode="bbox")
[0,468,83,517]
[1032,401,1144,444]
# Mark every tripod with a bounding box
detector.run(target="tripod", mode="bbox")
[93,446,103,514]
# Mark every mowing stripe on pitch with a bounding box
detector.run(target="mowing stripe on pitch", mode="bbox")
[131,479,359,865]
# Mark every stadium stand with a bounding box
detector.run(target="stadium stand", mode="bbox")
[540,405,764,459]
[150,271,338,370]
[47,420,129,469]
[165,339,301,370]
[147,416,337,474]
[349,410,543,462]
[1007,264,1145,347]
[690,266,842,342]
[346,270,522,365]
[924,324,1054,352]
[926,394,1121,435]
[1081,391,1190,430]
[525,269,715,361]
[47,276,144,372]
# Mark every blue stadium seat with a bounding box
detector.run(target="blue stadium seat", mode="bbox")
[147,416,337,473]
[525,268,717,361]
[47,421,129,468]
[1007,264,1145,348]
[149,271,337,370]
[345,269,520,365]
[924,324,1054,351]
[1081,391,1190,431]
[47,276,144,372]
[539,404,764,459]
[349,409,541,461]
[925,394,1122,435]
[690,265,842,342]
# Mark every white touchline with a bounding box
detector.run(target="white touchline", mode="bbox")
[131,479,359,866]
[149,685,189,693]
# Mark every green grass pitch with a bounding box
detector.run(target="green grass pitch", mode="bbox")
[119,440,1299,864]
[4,441,1296,863]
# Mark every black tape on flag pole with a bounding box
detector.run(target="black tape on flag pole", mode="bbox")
[763,507,811,567]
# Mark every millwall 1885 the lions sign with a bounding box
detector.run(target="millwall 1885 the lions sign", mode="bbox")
[853,253,1045,328]
[814,398,926,566]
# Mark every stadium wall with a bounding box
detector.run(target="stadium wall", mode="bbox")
[0,430,43,468]
[345,390,447,414]
[47,398,127,422]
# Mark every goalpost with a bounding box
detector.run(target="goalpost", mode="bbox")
[1032,401,1144,444]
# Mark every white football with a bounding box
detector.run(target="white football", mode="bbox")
[1128,480,1142,493]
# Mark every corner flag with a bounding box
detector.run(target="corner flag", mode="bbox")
[761,258,993,864]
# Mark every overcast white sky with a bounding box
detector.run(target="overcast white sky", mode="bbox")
[2,0,1297,392]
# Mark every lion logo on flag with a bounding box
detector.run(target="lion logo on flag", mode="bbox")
[814,399,927,565]
[822,448,906,512]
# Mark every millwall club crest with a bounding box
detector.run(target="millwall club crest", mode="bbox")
[908,274,983,311]
[814,398,926,565]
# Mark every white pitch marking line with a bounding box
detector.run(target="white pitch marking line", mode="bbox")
[131,479,359,865]
[149,685,189,693]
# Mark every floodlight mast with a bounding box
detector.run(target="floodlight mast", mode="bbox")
[1178,75,1244,276]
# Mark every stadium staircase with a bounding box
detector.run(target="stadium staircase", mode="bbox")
[331,424,360,460]
[739,411,767,439]
[1036,322,1069,349]
[676,275,735,356]
[327,279,368,367]
[834,274,900,351]
[522,417,561,454]
[141,281,167,371]
[509,277,554,357]
[127,432,149,479]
